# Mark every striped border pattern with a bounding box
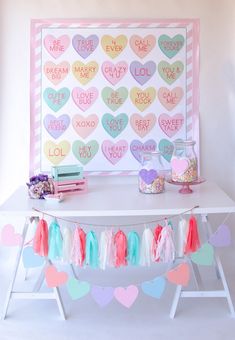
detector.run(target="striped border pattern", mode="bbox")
[30,19,200,176]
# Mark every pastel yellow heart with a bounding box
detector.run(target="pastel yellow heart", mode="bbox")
[101,35,127,59]
[72,61,99,85]
[44,140,70,165]
[130,87,156,112]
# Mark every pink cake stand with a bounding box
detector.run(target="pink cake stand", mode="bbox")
[166,177,205,194]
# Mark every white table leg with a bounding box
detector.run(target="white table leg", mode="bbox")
[170,285,182,319]
[1,217,30,319]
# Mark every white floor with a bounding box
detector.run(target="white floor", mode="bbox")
[1,244,235,340]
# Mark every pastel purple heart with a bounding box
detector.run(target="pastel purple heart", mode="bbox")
[72,34,99,58]
[130,139,157,163]
[209,224,231,247]
[139,169,158,184]
[43,114,70,139]
[91,286,114,307]
[130,61,156,85]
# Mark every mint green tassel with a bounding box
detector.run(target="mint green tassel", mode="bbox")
[48,220,62,260]
[128,231,140,266]
[86,231,99,268]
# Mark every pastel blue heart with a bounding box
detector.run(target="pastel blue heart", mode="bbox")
[22,246,45,268]
[159,139,174,162]
[141,277,166,299]
[158,34,184,59]
[102,113,128,138]
[66,278,90,300]
[43,87,70,112]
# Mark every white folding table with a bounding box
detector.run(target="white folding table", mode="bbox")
[1,177,235,319]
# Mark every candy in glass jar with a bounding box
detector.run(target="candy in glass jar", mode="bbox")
[171,140,198,183]
[138,151,165,193]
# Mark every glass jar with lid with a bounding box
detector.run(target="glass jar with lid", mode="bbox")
[171,140,198,183]
[138,151,165,194]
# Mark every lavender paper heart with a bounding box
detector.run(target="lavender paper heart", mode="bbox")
[43,114,70,139]
[130,61,156,85]
[139,169,158,184]
[91,286,114,307]
[72,34,99,58]
[130,139,157,163]
[209,224,231,247]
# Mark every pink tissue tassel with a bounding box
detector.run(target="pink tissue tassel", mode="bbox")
[71,227,86,266]
[155,224,175,263]
[33,219,48,257]
[114,230,127,267]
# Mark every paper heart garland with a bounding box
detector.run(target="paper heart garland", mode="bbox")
[130,113,156,138]
[45,265,68,288]
[130,87,156,112]
[166,263,190,286]
[72,34,99,58]
[130,139,157,163]
[1,224,22,246]
[141,277,166,299]
[44,140,70,165]
[102,61,128,85]
[43,87,70,112]
[102,113,128,138]
[191,243,214,266]
[129,35,156,58]
[102,87,128,112]
[158,139,174,162]
[44,35,70,59]
[66,278,90,300]
[91,286,114,307]
[72,87,98,111]
[72,140,99,165]
[72,114,99,139]
[114,285,139,308]
[130,61,156,85]
[44,114,70,139]
[158,61,184,85]
[44,61,70,86]
[158,87,184,111]
[72,61,99,85]
[102,140,128,165]
[101,35,127,59]
[158,34,184,59]
[209,224,231,247]
[22,247,45,268]
[158,113,184,138]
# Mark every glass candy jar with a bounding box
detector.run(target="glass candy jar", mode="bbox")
[171,140,198,183]
[138,151,165,194]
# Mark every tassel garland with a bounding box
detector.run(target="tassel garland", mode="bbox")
[114,230,127,267]
[86,231,99,268]
[33,218,49,257]
[140,228,155,266]
[155,223,175,263]
[127,231,140,266]
[184,215,200,254]
[62,226,73,263]
[48,220,63,260]
[71,227,86,266]
[177,219,188,257]
[99,229,115,270]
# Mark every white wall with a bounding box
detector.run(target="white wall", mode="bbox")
[0,0,235,203]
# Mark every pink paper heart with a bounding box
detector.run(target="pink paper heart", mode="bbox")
[130,35,156,58]
[166,263,190,286]
[44,35,70,59]
[43,61,70,85]
[158,113,184,138]
[102,140,128,165]
[102,61,128,85]
[130,113,156,138]
[158,87,184,111]
[1,224,22,246]
[72,87,98,112]
[72,114,99,138]
[171,158,189,175]
[114,285,139,308]
[45,265,68,288]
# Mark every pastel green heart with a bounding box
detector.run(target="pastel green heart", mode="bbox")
[43,87,70,112]
[158,61,184,85]
[102,87,128,112]
[191,243,214,266]
[102,113,128,138]
[159,139,174,162]
[72,140,99,165]
[66,278,90,300]
[158,34,184,58]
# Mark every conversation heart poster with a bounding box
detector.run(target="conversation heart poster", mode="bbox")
[30,19,199,175]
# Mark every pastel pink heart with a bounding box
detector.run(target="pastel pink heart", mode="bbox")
[102,61,128,85]
[130,35,156,58]
[171,158,189,175]
[45,265,68,288]
[114,285,139,308]
[158,87,184,111]
[44,35,70,59]
[102,140,128,165]
[166,263,190,287]
[1,224,22,246]
[72,114,99,138]
[43,61,70,85]
[158,113,184,138]
[130,113,156,138]
[72,87,98,112]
